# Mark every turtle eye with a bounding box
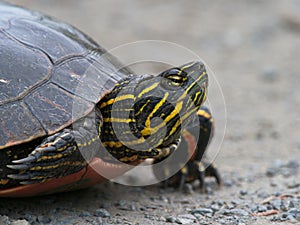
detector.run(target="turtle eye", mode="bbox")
[160,68,187,90]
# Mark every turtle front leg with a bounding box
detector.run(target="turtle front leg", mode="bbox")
[153,106,221,190]
[7,116,100,185]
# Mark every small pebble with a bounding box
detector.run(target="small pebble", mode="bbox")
[240,190,248,196]
[115,200,136,211]
[37,215,51,224]
[0,215,10,225]
[213,200,226,206]
[210,204,220,212]
[191,207,213,216]
[231,199,241,205]
[257,205,268,212]
[281,201,290,211]
[225,202,235,209]
[79,211,91,217]
[288,208,300,217]
[165,216,176,223]
[270,199,282,210]
[11,220,30,225]
[284,213,295,221]
[159,216,166,222]
[224,209,249,217]
[257,191,269,199]
[192,213,205,220]
[266,167,278,177]
[177,214,196,222]
[223,179,234,187]
[286,160,299,169]
[94,208,111,218]
[286,180,300,189]
[175,217,192,224]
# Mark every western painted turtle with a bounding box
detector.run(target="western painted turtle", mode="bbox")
[0,2,220,197]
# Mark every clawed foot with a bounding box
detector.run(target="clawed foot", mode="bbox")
[7,129,85,184]
[157,160,221,192]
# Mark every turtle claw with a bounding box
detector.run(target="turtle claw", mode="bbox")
[6,164,31,170]
[20,180,42,185]
[11,144,67,165]
[205,162,222,186]
[7,173,31,180]
[12,155,36,164]
[8,173,47,184]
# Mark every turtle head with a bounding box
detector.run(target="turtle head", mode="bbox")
[133,61,208,150]
[98,61,208,162]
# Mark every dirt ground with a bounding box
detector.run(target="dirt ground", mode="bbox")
[1,0,300,224]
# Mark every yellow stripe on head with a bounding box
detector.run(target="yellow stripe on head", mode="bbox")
[138,82,159,98]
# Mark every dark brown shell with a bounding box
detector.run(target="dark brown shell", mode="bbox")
[0,2,131,149]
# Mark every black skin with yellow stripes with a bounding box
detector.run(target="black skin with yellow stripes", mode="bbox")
[99,62,208,161]
[0,2,220,190]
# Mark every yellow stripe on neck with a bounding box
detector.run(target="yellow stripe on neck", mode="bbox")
[100,94,135,108]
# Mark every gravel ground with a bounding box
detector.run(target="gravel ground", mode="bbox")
[1,0,300,224]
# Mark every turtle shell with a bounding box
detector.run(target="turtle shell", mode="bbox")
[0,2,131,150]
[0,2,136,197]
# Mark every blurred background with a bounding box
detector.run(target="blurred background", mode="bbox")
[2,0,300,224]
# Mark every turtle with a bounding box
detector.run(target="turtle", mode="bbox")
[0,2,220,197]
